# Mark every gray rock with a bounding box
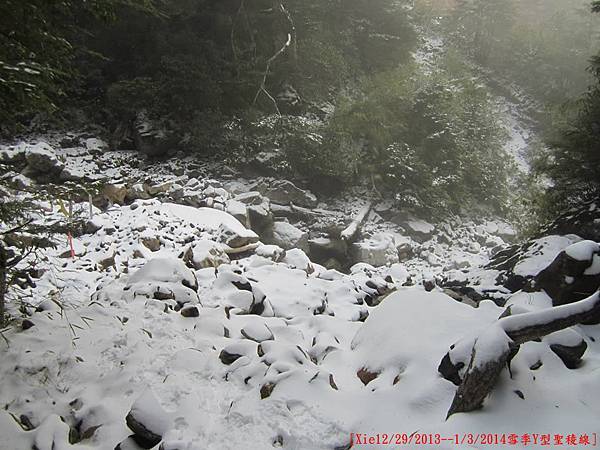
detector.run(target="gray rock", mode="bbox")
[247,202,274,236]
[262,180,317,208]
[133,112,177,157]
[352,233,399,267]
[268,221,309,252]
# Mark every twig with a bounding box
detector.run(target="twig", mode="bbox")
[252,30,291,115]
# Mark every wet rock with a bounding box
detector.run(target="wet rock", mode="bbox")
[21,319,35,330]
[260,382,276,399]
[219,348,244,365]
[438,352,464,386]
[549,340,588,369]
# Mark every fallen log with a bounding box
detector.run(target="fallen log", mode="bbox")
[441,291,600,418]
[340,201,373,242]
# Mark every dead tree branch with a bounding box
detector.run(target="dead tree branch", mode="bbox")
[252,32,291,115]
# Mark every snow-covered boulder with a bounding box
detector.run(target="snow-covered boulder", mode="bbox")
[163,203,259,249]
[351,289,500,389]
[405,218,435,242]
[128,257,198,291]
[535,240,600,312]
[268,221,309,252]
[352,233,399,267]
[23,142,64,179]
[125,390,172,448]
[261,179,317,208]
[183,240,230,269]
[226,199,248,225]
[487,235,581,293]
[124,257,199,306]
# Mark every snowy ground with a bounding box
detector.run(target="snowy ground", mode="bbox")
[1,140,600,449]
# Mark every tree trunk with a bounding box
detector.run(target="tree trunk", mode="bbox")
[442,291,600,418]
[340,201,373,242]
[0,241,7,326]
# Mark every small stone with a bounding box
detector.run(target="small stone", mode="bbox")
[21,319,35,330]
[180,305,199,318]
[141,237,161,252]
[357,367,380,386]
[260,382,276,399]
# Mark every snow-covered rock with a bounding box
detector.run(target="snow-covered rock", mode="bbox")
[352,233,399,267]
[23,142,64,178]
[261,179,317,208]
[268,221,309,252]
[183,240,230,269]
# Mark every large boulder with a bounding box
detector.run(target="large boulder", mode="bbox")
[535,240,600,308]
[247,201,274,237]
[540,199,600,242]
[352,233,399,267]
[125,257,199,306]
[403,218,435,243]
[260,180,317,208]
[308,236,348,265]
[133,112,177,157]
[268,221,309,252]
[486,235,581,293]
[22,142,64,181]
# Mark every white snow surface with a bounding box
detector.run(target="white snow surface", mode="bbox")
[565,240,600,262]
[1,136,600,449]
[1,198,599,449]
